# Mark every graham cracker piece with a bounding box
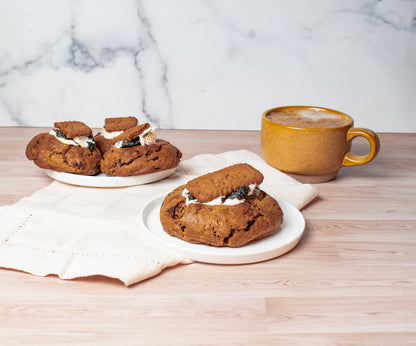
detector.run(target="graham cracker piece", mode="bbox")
[54,121,92,138]
[105,116,138,132]
[113,123,151,142]
[186,163,264,203]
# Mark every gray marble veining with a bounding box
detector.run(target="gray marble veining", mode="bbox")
[0,0,415,132]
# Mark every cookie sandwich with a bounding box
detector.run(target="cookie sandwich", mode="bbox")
[94,116,138,154]
[100,123,182,176]
[160,163,283,247]
[26,121,101,175]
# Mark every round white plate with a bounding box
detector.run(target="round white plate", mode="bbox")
[140,195,305,264]
[46,167,177,188]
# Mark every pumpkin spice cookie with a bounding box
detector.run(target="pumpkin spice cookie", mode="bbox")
[94,116,138,154]
[26,121,101,175]
[100,123,182,176]
[160,164,283,248]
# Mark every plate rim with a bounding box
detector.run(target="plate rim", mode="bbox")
[139,194,306,264]
[46,167,177,188]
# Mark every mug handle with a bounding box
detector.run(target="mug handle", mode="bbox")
[343,128,380,167]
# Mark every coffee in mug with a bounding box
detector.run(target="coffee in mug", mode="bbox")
[261,106,380,183]
[266,108,349,128]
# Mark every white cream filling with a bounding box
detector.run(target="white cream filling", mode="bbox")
[49,129,94,149]
[182,184,259,206]
[102,128,124,139]
[114,126,156,148]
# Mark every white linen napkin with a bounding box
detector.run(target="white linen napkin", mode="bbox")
[0,150,318,286]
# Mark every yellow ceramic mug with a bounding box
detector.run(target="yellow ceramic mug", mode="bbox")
[261,106,380,183]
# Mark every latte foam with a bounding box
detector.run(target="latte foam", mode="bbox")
[267,109,349,128]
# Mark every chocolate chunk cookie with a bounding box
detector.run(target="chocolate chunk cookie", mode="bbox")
[26,121,101,175]
[160,164,283,247]
[100,139,182,176]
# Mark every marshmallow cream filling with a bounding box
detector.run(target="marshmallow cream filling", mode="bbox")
[102,128,124,139]
[182,184,259,206]
[114,126,156,148]
[50,129,95,150]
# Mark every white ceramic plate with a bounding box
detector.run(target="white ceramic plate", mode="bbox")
[46,167,177,188]
[140,195,305,264]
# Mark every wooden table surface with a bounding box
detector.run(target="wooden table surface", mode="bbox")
[0,127,415,345]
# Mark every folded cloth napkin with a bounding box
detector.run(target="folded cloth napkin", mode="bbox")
[0,150,318,286]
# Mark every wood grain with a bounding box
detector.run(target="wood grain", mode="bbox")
[0,128,415,345]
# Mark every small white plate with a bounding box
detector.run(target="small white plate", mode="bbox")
[140,195,305,264]
[46,167,177,188]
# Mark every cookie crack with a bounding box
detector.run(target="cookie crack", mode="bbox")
[244,214,262,232]
[223,229,236,245]
[117,155,139,167]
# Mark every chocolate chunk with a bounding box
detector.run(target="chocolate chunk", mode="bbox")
[55,129,67,139]
[120,136,142,148]
[227,186,250,200]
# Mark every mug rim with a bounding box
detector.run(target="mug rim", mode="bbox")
[262,105,354,130]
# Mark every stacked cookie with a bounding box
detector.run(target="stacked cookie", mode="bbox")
[26,121,101,175]
[160,164,283,247]
[26,117,182,176]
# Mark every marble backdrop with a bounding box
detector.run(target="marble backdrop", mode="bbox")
[0,0,415,132]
